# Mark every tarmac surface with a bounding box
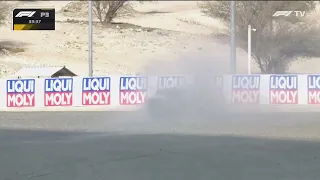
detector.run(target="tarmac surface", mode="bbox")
[1,111,320,180]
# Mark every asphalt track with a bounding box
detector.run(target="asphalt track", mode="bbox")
[1,111,320,180]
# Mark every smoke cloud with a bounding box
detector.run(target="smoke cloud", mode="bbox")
[139,47,232,121]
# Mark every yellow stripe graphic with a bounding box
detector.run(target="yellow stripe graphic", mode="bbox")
[13,24,38,30]
[22,24,34,30]
[13,24,27,30]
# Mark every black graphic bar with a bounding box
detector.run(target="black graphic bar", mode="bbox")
[12,8,55,30]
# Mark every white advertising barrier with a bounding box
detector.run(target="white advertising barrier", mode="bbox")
[227,74,320,105]
[0,75,191,109]
[0,74,319,110]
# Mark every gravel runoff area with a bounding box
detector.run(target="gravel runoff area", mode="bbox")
[1,110,320,180]
[1,109,320,140]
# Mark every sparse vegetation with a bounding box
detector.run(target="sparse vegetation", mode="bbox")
[0,1,9,25]
[0,46,26,55]
[92,1,156,25]
[199,1,320,73]
[9,47,25,53]
[92,1,128,25]
[0,2,11,54]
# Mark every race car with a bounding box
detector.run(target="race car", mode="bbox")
[145,83,226,119]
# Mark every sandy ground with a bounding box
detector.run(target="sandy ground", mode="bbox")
[1,111,320,141]
[1,1,318,77]
[0,1,318,75]
[0,1,282,78]
[0,1,318,114]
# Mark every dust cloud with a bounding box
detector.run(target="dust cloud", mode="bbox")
[137,49,233,122]
[130,49,316,140]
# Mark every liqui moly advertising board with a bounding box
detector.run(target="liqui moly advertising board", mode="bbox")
[44,78,73,106]
[6,79,35,107]
[269,75,298,104]
[157,76,186,90]
[232,75,260,104]
[82,77,111,105]
[119,77,147,105]
[307,75,320,104]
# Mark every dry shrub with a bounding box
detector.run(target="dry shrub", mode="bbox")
[199,1,320,73]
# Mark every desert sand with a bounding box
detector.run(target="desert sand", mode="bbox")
[0,1,319,78]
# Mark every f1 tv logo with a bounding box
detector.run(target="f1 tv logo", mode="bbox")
[272,11,305,17]
[15,11,36,18]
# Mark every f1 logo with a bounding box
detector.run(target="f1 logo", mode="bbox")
[273,10,306,17]
[272,11,292,17]
[15,11,36,18]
